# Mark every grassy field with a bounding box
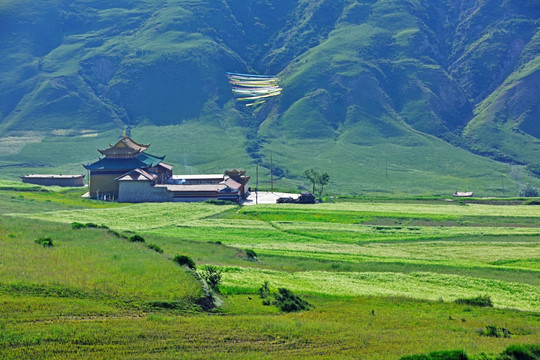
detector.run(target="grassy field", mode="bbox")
[1,182,539,359]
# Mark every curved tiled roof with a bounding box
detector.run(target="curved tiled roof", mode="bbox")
[98,136,150,156]
[83,152,165,170]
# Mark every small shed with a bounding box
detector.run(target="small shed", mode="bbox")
[453,191,474,197]
[21,174,85,187]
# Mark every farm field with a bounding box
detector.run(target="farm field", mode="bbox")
[0,182,539,359]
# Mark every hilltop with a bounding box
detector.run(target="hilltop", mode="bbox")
[0,0,539,195]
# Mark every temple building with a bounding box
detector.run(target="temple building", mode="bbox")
[83,135,249,203]
[83,136,171,200]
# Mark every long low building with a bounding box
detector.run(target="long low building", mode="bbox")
[21,174,85,187]
[116,169,248,203]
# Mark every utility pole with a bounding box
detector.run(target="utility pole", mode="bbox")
[270,152,274,193]
[256,164,259,205]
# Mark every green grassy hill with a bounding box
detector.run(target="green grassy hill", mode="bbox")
[0,0,539,195]
[1,183,539,358]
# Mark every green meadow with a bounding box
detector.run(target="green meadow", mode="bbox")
[0,181,539,359]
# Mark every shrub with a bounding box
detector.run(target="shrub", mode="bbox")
[501,327,512,338]
[72,222,86,229]
[72,222,108,230]
[173,255,196,270]
[273,288,311,312]
[262,299,272,306]
[147,243,163,253]
[483,325,510,338]
[245,249,258,261]
[200,265,222,293]
[503,344,540,360]
[523,199,540,205]
[454,295,493,307]
[485,325,500,337]
[34,237,53,247]
[129,234,145,243]
[258,281,271,299]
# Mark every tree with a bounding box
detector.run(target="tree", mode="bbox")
[518,183,538,197]
[316,172,330,199]
[304,168,331,199]
[304,168,318,194]
[200,265,222,293]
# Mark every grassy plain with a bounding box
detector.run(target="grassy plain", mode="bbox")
[0,182,539,359]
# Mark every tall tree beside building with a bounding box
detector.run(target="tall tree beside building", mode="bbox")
[304,168,330,199]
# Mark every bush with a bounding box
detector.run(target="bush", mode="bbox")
[129,234,145,243]
[502,345,535,360]
[173,255,196,270]
[72,222,108,229]
[454,295,493,307]
[483,325,511,338]
[245,249,258,261]
[273,288,311,312]
[485,325,500,337]
[262,299,272,306]
[34,237,53,247]
[258,281,271,299]
[400,350,468,360]
[503,344,540,360]
[71,222,86,229]
[200,265,222,292]
[147,243,163,253]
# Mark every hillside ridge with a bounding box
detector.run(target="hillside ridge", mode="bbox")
[0,0,539,195]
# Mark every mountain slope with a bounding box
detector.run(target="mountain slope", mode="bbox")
[0,0,539,195]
